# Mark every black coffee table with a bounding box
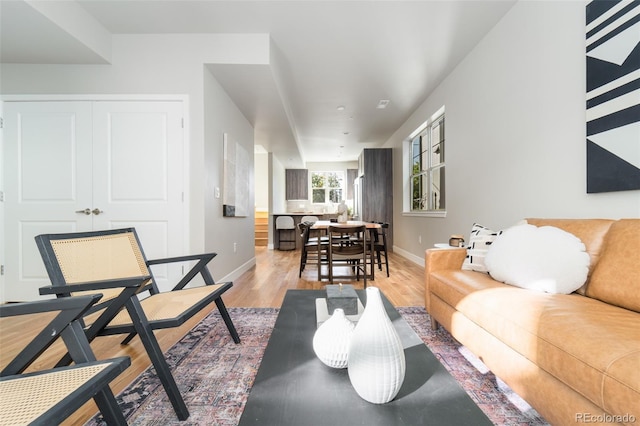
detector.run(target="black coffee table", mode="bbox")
[238,289,492,426]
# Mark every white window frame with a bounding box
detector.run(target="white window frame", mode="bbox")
[311,170,345,205]
[403,106,446,218]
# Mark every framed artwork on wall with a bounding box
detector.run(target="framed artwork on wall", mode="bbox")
[223,132,249,217]
[585,0,640,193]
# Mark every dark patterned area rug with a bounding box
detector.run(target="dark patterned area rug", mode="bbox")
[86,307,549,425]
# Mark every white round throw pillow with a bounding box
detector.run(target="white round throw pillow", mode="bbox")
[484,224,590,294]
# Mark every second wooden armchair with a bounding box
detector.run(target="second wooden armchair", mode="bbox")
[0,295,130,425]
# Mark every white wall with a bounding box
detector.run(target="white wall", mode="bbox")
[255,152,270,211]
[203,67,256,281]
[389,0,640,264]
[0,33,269,281]
[270,154,287,248]
[0,101,4,303]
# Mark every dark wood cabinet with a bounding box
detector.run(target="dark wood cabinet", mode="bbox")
[285,169,308,200]
[357,148,393,247]
[346,168,358,200]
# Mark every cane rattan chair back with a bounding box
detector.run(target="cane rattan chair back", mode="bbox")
[41,231,151,305]
[46,231,149,282]
[35,227,240,420]
[0,295,131,426]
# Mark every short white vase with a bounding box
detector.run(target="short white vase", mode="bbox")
[312,308,355,369]
[347,286,406,404]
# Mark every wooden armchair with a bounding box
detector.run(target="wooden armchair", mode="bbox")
[34,227,240,421]
[0,295,130,425]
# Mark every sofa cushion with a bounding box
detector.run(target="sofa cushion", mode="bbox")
[525,219,614,276]
[429,270,640,417]
[484,224,590,294]
[586,219,640,313]
[525,219,615,295]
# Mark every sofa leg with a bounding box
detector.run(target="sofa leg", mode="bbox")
[430,316,438,330]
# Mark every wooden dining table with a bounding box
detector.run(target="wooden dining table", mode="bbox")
[310,220,381,230]
[309,221,381,281]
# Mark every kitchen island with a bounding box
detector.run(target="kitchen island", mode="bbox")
[272,213,337,249]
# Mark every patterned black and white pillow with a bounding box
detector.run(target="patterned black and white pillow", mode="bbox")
[461,223,503,273]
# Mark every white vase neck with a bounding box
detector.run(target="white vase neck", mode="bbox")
[365,287,384,310]
[332,308,345,319]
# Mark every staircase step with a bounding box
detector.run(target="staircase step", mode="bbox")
[255,210,270,247]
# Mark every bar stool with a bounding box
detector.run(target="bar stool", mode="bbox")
[276,216,296,250]
[300,215,319,224]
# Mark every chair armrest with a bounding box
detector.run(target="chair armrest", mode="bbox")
[147,253,225,292]
[146,253,217,266]
[0,294,101,318]
[39,276,150,296]
[424,248,466,328]
[426,247,467,274]
[0,295,103,375]
[147,254,221,291]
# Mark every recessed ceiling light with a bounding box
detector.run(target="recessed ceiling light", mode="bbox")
[377,100,390,109]
[343,131,350,135]
[337,105,346,111]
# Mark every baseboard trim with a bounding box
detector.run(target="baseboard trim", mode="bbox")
[393,245,425,267]
[220,256,256,283]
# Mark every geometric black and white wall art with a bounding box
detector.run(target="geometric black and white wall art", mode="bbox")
[586,0,640,193]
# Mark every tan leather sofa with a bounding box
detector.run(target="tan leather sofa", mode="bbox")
[425,219,639,425]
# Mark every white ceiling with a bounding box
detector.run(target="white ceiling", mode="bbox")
[0,0,516,167]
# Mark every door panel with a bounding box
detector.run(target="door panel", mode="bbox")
[4,102,93,301]
[92,101,184,292]
[3,100,185,300]
[104,110,168,201]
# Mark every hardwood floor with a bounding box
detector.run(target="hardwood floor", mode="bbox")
[224,246,425,308]
[1,246,425,425]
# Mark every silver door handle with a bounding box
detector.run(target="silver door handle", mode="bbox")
[75,208,91,215]
[92,208,104,215]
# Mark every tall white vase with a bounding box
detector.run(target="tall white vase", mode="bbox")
[347,286,406,404]
[313,308,355,369]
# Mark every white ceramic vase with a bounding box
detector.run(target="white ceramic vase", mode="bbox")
[312,308,355,369]
[347,286,406,404]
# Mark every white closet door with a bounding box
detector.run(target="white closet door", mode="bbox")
[3,100,186,301]
[92,101,185,292]
[4,101,94,301]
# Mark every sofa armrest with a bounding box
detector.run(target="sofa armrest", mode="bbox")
[424,248,466,329]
